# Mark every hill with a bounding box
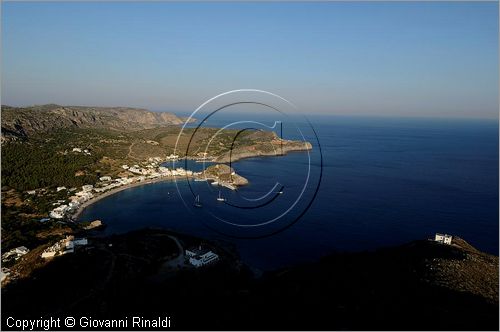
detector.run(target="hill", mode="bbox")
[1,229,497,330]
[1,104,188,140]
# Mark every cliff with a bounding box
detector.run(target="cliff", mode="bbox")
[214,139,312,163]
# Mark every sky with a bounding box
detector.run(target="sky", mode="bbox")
[1,2,498,119]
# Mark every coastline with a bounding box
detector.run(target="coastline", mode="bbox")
[72,147,311,222]
[72,175,192,221]
[214,142,313,163]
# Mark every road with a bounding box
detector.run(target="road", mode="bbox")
[162,235,187,269]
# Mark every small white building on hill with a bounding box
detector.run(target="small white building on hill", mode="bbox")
[186,246,219,268]
[435,233,453,245]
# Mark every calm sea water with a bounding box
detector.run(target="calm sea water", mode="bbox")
[79,116,499,270]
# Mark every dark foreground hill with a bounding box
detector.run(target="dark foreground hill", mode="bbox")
[2,229,498,330]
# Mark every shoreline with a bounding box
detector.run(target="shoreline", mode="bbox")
[72,175,192,221]
[214,143,313,163]
[72,147,311,222]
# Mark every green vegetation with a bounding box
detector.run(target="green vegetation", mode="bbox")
[2,139,98,191]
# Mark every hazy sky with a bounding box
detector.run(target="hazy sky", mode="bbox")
[2,2,498,118]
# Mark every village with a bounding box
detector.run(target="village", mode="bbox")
[0,152,232,285]
[43,154,206,221]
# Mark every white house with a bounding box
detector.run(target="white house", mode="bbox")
[82,185,94,192]
[41,236,77,259]
[41,251,56,258]
[56,186,67,192]
[122,165,129,169]
[128,167,143,174]
[68,201,79,209]
[166,154,179,160]
[14,246,29,256]
[186,247,219,268]
[49,205,69,219]
[1,268,10,282]
[117,177,133,185]
[73,191,93,203]
[99,176,112,182]
[435,233,453,245]
[189,251,219,267]
[1,246,30,262]
[72,148,82,153]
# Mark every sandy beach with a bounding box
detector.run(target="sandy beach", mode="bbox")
[72,175,193,220]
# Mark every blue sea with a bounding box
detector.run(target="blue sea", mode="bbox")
[79,116,499,270]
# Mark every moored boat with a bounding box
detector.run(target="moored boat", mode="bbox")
[193,195,202,208]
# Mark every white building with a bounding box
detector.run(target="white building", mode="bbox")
[435,233,453,245]
[122,165,129,169]
[99,176,112,182]
[41,236,78,259]
[82,185,94,192]
[72,148,82,153]
[49,205,69,219]
[41,251,56,258]
[186,247,219,268]
[56,186,67,192]
[1,268,10,282]
[117,177,133,185]
[2,246,29,262]
[128,167,144,175]
[72,191,93,204]
[166,154,179,160]
[158,167,172,176]
[68,201,79,209]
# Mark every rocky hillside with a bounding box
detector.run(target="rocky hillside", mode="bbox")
[422,237,498,303]
[1,104,188,140]
[214,130,313,163]
[204,164,249,186]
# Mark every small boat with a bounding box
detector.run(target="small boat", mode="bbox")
[216,190,226,202]
[211,181,219,186]
[194,178,207,182]
[278,191,284,194]
[193,195,202,208]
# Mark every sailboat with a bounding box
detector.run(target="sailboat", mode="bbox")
[216,190,226,202]
[193,195,202,208]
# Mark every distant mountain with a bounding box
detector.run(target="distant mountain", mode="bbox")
[1,104,189,140]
